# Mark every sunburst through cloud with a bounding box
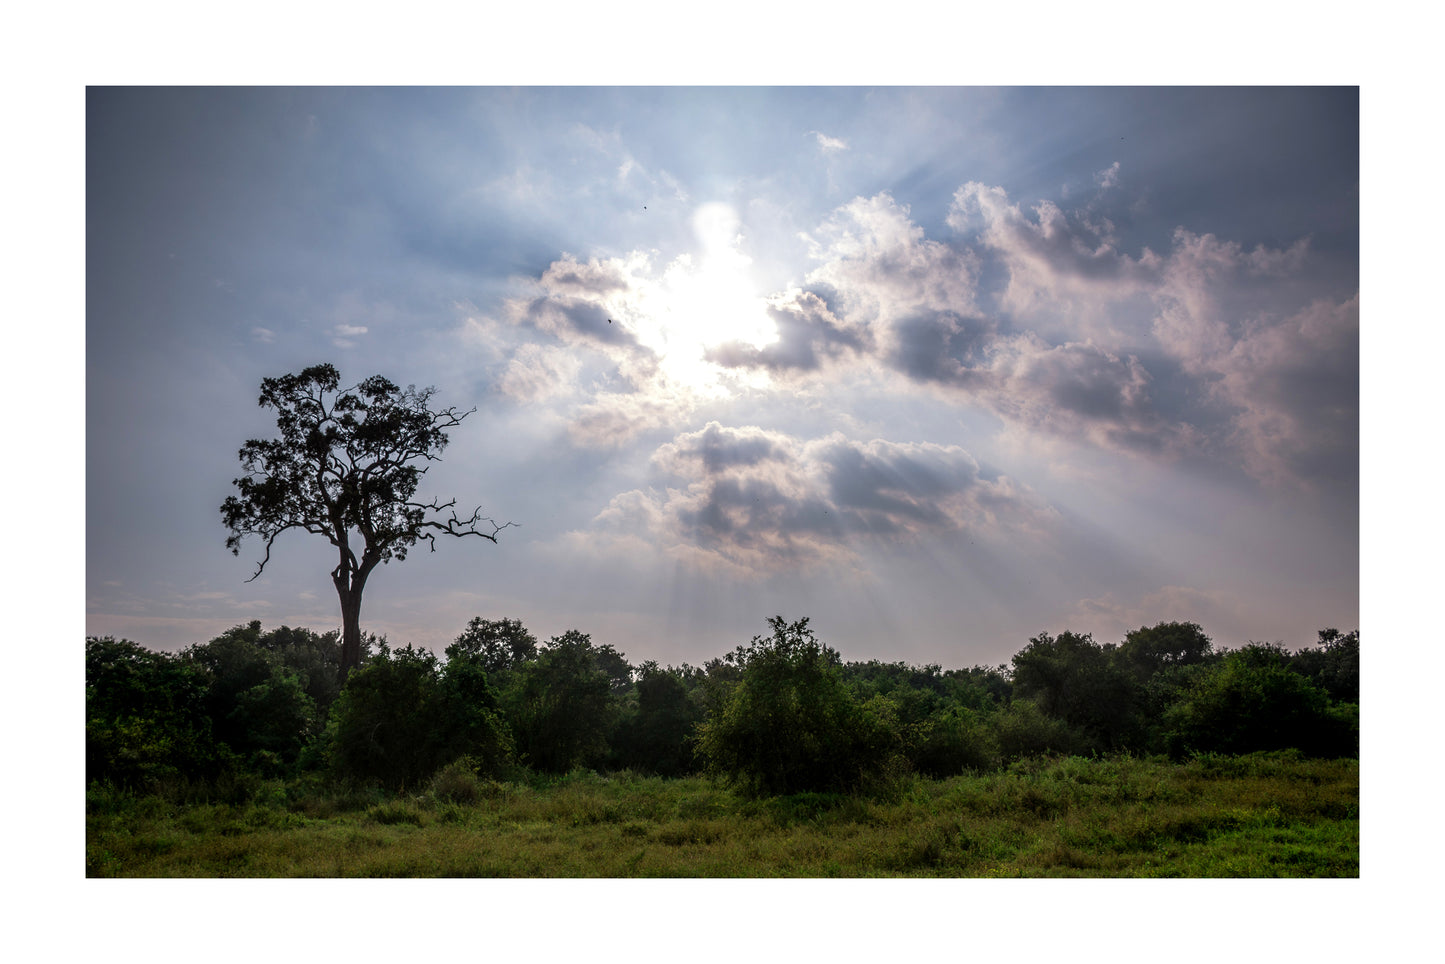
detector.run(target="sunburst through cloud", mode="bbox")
[88,87,1358,671]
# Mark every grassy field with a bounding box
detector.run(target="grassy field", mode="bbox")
[86,751,1357,877]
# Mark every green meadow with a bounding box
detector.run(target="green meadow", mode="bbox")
[87,751,1356,878]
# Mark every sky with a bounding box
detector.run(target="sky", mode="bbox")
[85,86,1360,670]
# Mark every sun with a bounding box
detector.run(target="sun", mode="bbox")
[630,203,778,393]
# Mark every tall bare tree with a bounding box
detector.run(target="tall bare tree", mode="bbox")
[221,364,511,679]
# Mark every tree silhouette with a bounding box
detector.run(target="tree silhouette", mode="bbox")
[220,364,511,679]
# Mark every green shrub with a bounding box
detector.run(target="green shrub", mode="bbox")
[1163,653,1357,758]
[695,617,908,796]
[993,699,1086,761]
[611,662,705,776]
[86,637,232,789]
[915,707,1000,775]
[430,757,485,805]
[503,631,614,773]
[1010,631,1141,751]
[324,643,514,790]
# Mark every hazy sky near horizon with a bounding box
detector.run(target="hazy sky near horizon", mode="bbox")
[86,86,1359,669]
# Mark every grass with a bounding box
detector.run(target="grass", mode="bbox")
[86,751,1357,877]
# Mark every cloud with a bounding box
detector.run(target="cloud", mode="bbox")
[1210,294,1359,486]
[572,123,689,204]
[588,422,1056,575]
[806,192,982,320]
[498,180,1354,489]
[792,191,1002,387]
[948,181,1162,313]
[566,391,698,448]
[330,323,369,348]
[519,255,643,347]
[497,343,583,402]
[1095,161,1121,189]
[705,288,868,375]
[1149,231,1356,486]
[810,131,848,154]
[699,191,1189,460]
[928,183,1353,483]
[977,335,1194,457]
[251,326,276,344]
[502,252,661,392]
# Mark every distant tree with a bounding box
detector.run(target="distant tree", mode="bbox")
[1120,621,1214,677]
[1227,640,1295,669]
[1010,630,1140,750]
[446,617,538,677]
[323,641,513,789]
[592,642,636,697]
[914,706,1000,776]
[1292,628,1359,703]
[184,628,318,769]
[944,665,1013,708]
[505,630,615,773]
[991,698,1087,761]
[612,661,705,776]
[220,364,512,679]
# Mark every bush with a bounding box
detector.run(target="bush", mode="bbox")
[992,699,1086,761]
[1163,653,1357,758]
[695,617,908,796]
[429,757,491,805]
[324,643,514,790]
[914,707,1000,775]
[86,637,232,789]
[503,631,614,773]
[611,662,705,776]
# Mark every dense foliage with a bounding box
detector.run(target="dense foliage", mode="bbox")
[86,615,1360,798]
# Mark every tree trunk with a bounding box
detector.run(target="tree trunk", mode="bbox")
[335,552,377,684]
[338,587,364,682]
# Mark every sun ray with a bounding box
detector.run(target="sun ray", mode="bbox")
[626,203,779,395]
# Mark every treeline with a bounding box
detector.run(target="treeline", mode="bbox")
[86,616,1359,797]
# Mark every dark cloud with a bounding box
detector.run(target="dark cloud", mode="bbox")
[885,311,994,387]
[592,423,1055,574]
[656,421,789,474]
[520,295,640,350]
[819,438,962,535]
